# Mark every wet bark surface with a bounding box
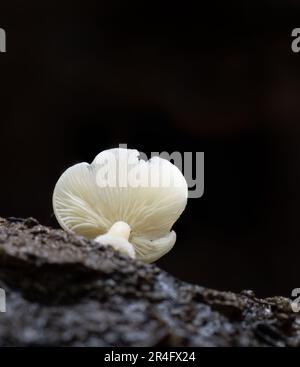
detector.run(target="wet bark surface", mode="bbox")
[0,217,299,347]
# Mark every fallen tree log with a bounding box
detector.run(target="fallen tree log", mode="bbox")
[0,217,299,347]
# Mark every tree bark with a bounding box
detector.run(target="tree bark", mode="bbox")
[0,217,299,347]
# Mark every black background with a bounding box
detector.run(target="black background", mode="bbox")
[0,1,300,297]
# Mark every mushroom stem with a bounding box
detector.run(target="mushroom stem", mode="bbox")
[107,221,131,241]
[94,221,135,259]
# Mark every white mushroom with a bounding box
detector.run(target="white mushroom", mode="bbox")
[53,148,188,262]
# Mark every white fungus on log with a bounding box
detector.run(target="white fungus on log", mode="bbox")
[53,148,188,262]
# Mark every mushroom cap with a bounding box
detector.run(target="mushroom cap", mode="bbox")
[53,148,188,262]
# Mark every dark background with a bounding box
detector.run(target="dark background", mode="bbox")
[0,1,300,297]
